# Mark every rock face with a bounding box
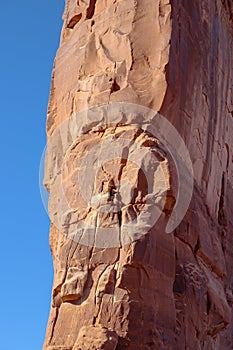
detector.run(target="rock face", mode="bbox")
[43,1,233,349]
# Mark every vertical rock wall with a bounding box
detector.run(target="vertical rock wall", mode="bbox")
[43,1,233,349]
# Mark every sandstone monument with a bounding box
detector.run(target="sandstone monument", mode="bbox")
[42,1,233,349]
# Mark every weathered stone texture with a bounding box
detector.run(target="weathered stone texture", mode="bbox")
[43,1,233,349]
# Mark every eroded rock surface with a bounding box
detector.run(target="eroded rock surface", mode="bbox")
[43,0,233,349]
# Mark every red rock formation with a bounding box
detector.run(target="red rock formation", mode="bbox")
[43,1,233,349]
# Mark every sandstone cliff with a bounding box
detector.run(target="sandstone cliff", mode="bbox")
[43,1,233,349]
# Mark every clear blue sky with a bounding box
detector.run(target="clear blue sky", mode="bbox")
[0,1,64,349]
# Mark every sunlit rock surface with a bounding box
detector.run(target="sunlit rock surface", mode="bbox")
[43,1,233,349]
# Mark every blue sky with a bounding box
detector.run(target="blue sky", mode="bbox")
[0,1,64,349]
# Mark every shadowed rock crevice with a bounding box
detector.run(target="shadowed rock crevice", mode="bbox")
[86,0,96,20]
[110,79,121,94]
[67,14,82,29]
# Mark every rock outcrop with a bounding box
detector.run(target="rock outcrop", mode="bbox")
[43,1,233,349]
